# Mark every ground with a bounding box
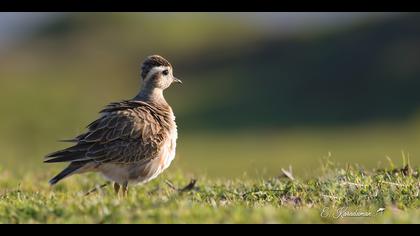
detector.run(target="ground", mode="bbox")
[0,161,418,223]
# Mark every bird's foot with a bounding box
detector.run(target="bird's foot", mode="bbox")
[114,182,120,196]
[121,181,128,198]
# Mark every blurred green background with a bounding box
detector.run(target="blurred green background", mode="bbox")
[0,12,419,178]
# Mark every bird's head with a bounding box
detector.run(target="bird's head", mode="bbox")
[140,55,182,90]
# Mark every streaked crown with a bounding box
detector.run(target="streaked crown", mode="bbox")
[141,55,172,79]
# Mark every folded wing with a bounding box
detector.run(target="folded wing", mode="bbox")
[45,101,166,165]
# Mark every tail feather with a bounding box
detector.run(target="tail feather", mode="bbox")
[44,143,92,163]
[49,162,84,185]
[44,152,85,163]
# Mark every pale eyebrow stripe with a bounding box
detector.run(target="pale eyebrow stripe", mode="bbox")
[145,66,169,81]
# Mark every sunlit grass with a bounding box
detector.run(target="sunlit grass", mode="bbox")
[0,162,418,223]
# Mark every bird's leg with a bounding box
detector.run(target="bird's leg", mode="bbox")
[122,181,128,197]
[113,182,120,196]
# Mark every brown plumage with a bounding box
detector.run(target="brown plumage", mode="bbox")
[45,55,182,195]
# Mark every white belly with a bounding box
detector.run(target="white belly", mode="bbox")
[161,127,177,171]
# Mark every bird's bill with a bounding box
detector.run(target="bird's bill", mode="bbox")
[172,77,182,84]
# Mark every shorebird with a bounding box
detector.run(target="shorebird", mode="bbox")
[45,55,182,196]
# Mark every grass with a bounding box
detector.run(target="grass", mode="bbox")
[0,161,418,223]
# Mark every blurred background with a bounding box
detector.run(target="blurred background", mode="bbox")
[0,12,419,178]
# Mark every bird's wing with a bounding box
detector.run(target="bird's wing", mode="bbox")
[45,101,167,165]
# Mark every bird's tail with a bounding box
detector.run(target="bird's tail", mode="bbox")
[49,162,84,185]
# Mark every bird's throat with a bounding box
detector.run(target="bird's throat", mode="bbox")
[135,87,167,105]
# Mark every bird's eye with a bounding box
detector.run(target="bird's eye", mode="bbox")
[162,70,169,76]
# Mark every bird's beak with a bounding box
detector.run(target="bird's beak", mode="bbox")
[172,77,182,84]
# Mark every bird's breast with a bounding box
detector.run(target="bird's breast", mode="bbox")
[160,120,177,171]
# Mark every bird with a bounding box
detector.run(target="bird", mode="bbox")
[44,55,182,196]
